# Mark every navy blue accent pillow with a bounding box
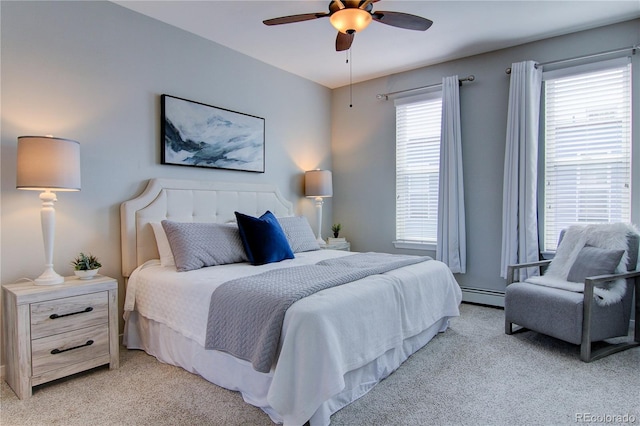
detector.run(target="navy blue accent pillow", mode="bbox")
[234,210,295,265]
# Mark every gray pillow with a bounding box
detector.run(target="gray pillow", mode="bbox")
[566,246,624,283]
[161,221,248,272]
[277,216,320,253]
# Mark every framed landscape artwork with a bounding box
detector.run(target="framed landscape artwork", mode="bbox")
[161,94,265,173]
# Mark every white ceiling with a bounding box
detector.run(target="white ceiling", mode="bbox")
[114,1,640,89]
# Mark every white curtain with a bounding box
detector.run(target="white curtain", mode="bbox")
[436,75,466,273]
[500,61,543,280]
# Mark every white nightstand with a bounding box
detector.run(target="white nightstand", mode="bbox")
[322,241,351,251]
[2,275,119,399]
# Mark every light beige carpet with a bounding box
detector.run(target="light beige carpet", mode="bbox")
[2,303,638,425]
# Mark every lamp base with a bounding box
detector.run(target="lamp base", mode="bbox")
[317,237,327,246]
[34,266,64,286]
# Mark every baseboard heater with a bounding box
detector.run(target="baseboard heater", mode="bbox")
[461,287,505,308]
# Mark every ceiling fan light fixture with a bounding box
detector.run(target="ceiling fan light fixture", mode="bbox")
[329,8,372,34]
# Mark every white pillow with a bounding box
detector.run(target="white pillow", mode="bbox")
[150,222,175,267]
[277,216,320,253]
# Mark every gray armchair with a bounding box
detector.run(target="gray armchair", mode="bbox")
[504,228,640,362]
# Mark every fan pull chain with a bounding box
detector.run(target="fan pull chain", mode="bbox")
[347,49,353,108]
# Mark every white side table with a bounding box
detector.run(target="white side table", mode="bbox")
[322,241,351,251]
[2,275,119,399]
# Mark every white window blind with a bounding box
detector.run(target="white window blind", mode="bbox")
[542,57,632,251]
[395,92,442,245]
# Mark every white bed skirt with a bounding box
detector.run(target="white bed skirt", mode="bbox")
[124,311,451,425]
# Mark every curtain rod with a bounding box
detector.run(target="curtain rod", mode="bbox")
[505,44,638,74]
[376,75,475,100]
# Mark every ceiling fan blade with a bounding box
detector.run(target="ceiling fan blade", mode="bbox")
[372,11,433,31]
[263,12,328,26]
[336,31,354,51]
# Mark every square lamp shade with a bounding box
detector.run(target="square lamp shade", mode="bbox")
[17,136,81,285]
[305,170,332,245]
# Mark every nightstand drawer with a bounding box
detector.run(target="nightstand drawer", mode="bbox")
[322,241,351,251]
[30,292,108,339]
[31,323,110,376]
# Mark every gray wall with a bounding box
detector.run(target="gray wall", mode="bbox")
[331,19,640,303]
[0,0,332,337]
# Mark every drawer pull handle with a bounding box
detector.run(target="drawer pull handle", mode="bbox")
[51,340,94,355]
[50,307,93,320]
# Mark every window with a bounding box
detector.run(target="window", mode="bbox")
[542,57,632,251]
[394,92,442,249]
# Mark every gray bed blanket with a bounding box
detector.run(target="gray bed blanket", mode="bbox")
[204,252,431,373]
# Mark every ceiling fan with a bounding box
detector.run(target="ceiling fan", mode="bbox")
[263,0,433,51]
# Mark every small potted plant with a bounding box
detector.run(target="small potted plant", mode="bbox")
[328,224,345,244]
[331,223,342,238]
[71,252,102,280]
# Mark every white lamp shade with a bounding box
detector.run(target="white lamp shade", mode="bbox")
[305,170,333,198]
[17,136,81,191]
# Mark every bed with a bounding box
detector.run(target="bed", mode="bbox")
[121,178,462,426]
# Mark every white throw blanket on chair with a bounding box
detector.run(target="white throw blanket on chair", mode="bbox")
[525,223,637,305]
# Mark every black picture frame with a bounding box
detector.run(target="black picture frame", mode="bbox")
[161,94,265,173]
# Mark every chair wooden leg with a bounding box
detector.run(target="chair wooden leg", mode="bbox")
[585,341,640,362]
[634,278,640,343]
[581,277,640,362]
[580,341,592,362]
[505,321,526,335]
[581,280,595,362]
[505,320,513,335]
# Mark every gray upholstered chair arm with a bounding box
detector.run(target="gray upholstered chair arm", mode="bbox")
[506,260,552,285]
[583,269,640,288]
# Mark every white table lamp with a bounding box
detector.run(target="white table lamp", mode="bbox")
[17,136,81,285]
[305,170,333,245]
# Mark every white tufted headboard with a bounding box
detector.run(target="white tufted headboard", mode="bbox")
[120,178,294,277]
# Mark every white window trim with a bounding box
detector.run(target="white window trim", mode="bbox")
[542,56,630,80]
[394,90,443,249]
[540,56,632,251]
[393,240,437,251]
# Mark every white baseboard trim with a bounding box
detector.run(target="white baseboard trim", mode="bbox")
[461,287,505,307]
